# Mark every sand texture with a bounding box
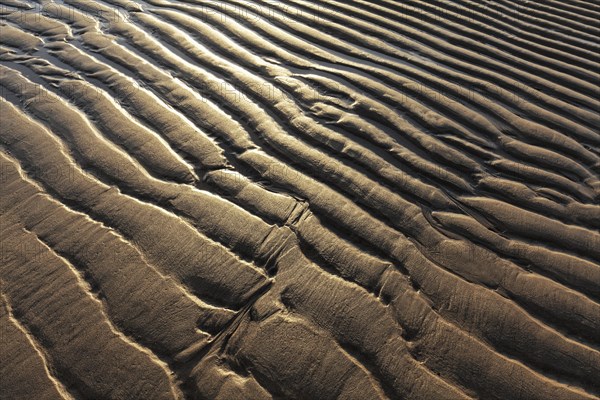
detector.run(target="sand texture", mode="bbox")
[1,0,599,399]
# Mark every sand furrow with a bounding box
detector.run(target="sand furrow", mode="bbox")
[541,0,600,15]
[202,153,600,394]
[328,0,599,90]
[0,292,73,400]
[176,0,598,179]
[426,0,599,55]
[0,95,270,309]
[143,0,596,203]
[376,0,600,61]
[270,0,600,134]
[0,215,181,399]
[532,0,600,17]
[485,0,600,36]
[0,151,225,349]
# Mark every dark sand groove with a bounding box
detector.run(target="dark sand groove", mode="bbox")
[1,0,599,399]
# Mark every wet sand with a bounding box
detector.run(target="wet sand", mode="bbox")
[1,0,599,399]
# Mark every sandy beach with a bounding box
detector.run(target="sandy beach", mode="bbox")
[1,0,599,398]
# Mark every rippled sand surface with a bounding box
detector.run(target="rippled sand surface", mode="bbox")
[1,0,599,399]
